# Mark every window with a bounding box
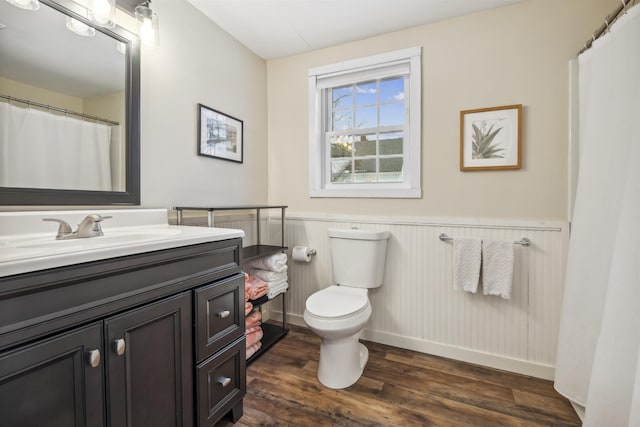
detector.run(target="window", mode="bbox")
[308,47,421,198]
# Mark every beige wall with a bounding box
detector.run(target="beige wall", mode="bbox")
[137,0,268,209]
[0,76,83,112]
[266,0,617,221]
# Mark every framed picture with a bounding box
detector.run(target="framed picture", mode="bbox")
[198,103,243,163]
[460,104,522,171]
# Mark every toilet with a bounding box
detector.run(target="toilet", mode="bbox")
[303,228,390,389]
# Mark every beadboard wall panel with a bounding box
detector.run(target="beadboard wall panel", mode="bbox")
[214,212,568,379]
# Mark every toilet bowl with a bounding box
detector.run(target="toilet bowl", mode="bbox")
[303,228,390,389]
[304,286,372,389]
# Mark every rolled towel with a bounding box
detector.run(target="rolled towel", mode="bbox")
[246,341,262,359]
[482,239,515,300]
[453,237,482,293]
[246,325,262,335]
[246,253,288,273]
[244,301,253,316]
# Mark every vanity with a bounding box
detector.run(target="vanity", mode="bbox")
[0,210,246,426]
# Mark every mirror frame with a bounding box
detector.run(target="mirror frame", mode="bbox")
[0,0,141,206]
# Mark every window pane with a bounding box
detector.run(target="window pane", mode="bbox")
[356,81,377,106]
[355,106,377,128]
[380,78,404,103]
[379,157,403,182]
[354,134,376,157]
[332,86,353,109]
[330,136,353,158]
[380,103,404,127]
[331,159,352,183]
[380,132,403,155]
[353,159,377,182]
[332,110,353,131]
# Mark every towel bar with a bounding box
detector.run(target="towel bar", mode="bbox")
[438,233,531,247]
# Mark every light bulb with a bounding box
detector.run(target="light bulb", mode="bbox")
[89,0,116,28]
[6,0,40,10]
[135,3,159,46]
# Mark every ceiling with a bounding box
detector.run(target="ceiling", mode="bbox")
[186,0,523,60]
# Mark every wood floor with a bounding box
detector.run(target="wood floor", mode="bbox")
[218,324,580,427]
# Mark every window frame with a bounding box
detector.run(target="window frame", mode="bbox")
[308,47,422,198]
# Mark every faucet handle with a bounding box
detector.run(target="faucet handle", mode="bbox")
[92,215,112,233]
[43,218,73,238]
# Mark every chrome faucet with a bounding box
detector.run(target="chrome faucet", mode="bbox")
[43,214,112,239]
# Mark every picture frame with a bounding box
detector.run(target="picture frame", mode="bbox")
[198,103,243,163]
[460,104,522,171]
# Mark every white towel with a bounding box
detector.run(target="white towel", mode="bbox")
[245,253,288,273]
[453,237,482,293]
[247,268,288,283]
[481,239,515,299]
[268,282,289,299]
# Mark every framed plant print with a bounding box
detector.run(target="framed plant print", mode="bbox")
[460,104,522,171]
[198,103,243,163]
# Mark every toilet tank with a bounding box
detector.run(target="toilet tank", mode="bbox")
[328,228,390,288]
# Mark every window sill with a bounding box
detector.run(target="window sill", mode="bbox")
[309,187,421,199]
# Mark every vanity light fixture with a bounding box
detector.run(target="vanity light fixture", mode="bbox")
[5,0,40,10]
[89,0,116,28]
[65,15,96,36]
[135,0,158,46]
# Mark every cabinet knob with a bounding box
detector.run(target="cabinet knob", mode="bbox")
[217,376,232,387]
[216,310,231,319]
[113,338,126,356]
[87,349,101,368]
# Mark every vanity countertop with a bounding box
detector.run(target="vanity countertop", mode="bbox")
[0,209,244,278]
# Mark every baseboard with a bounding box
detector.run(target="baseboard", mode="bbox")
[272,311,555,380]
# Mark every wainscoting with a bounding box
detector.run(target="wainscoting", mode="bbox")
[213,211,569,380]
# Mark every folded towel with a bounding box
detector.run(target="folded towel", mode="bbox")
[244,273,251,302]
[246,253,288,273]
[246,341,262,359]
[246,328,264,347]
[246,310,262,329]
[248,268,288,283]
[268,282,289,299]
[246,275,269,300]
[482,240,515,299]
[453,237,482,293]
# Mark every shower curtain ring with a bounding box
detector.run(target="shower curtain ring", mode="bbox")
[621,0,627,14]
[604,18,610,32]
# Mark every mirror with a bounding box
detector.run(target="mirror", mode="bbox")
[0,0,140,205]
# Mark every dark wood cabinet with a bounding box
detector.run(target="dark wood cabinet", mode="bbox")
[0,322,105,427]
[105,292,193,427]
[0,238,245,427]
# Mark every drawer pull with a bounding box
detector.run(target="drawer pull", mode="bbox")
[113,338,126,356]
[216,310,231,319]
[217,376,232,387]
[87,349,101,368]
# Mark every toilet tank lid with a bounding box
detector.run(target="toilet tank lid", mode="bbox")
[328,228,390,240]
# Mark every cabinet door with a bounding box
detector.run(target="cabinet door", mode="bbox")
[0,322,105,427]
[105,292,193,427]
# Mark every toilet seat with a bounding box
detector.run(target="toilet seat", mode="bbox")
[305,286,368,319]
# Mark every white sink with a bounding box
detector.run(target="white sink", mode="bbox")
[0,209,245,277]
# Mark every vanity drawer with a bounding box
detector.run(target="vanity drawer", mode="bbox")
[194,274,244,362]
[196,337,245,427]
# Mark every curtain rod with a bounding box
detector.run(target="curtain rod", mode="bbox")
[578,0,637,55]
[0,94,120,126]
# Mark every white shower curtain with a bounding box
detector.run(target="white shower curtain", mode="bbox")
[0,102,112,191]
[555,5,640,427]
